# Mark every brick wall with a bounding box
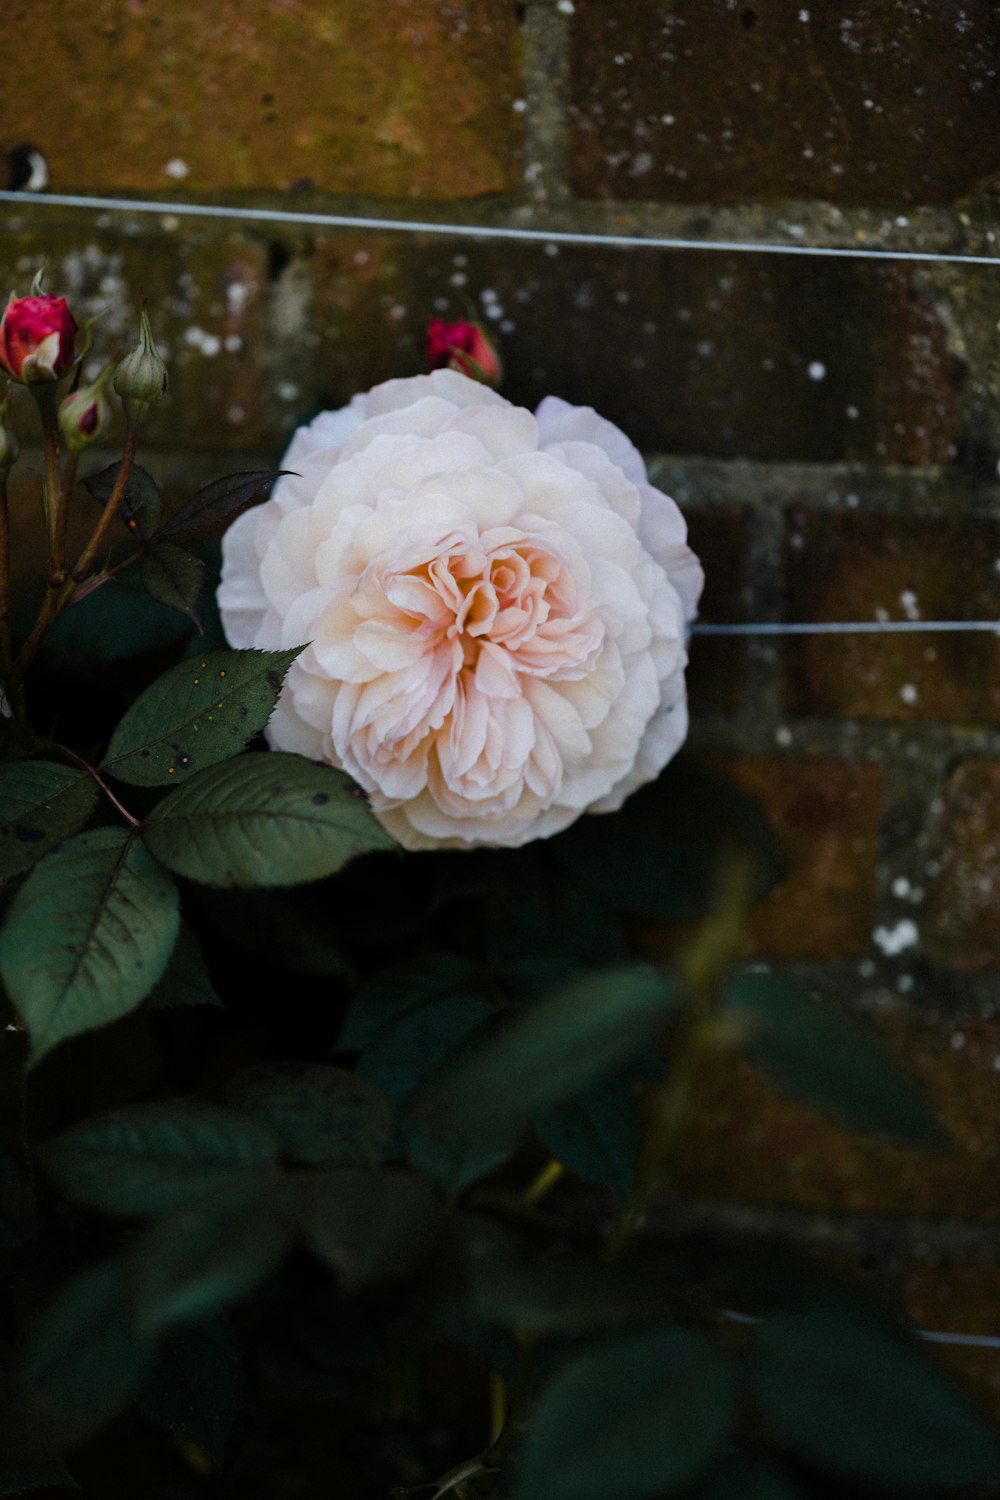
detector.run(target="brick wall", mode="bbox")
[5,0,1000,1394]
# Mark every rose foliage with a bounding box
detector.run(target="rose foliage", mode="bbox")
[0,277,992,1500]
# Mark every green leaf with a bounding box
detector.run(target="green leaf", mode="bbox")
[139,544,205,625]
[85,460,162,540]
[358,992,496,1103]
[0,1459,78,1494]
[685,1455,805,1500]
[227,1062,395,1165]
[0,1146,36,1251]
[752,1309,1000,1487]
[40,1100,280,1216]
[533,1073,643,1200]
[298,1165,444,1292]
[146,922,223,1008]
[103,646,301,787]
[8,1260,152,1456]
[516,1327,735,1500]
[552,756,785,918]
[340,953,490,1052]
[141,752,396,887]
[0,828,180,1064]
[723,972,945,1144]
[0,761,98,883]
[162,470,288,540]
[139,1316,242,1471]
[129,1177,295,1334]
[417,966,677,1143]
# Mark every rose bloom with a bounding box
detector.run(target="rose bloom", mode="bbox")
[218,370,703,850]
[0,294,77,384]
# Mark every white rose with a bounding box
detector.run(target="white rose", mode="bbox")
[218,370,703,851]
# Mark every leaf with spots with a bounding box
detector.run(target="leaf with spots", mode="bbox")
[141,752,396,888]
[160,470,289,540]
[0,827,180,1064]
[84,460,163,540]
[0,760,99,883]
[102,647,303,787]
[139,543,205,626]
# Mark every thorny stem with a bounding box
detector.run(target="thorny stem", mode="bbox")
[39,740,139,829]
[51,448,78,586]
[34,385,61,555]
[0,470,14,706]
[13,420,139,683]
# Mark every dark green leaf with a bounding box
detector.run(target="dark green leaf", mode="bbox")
[340,953,489,1052]
[84,460,162,540]
[139,543,206,626]
[40,1100,279,1216]
[685,1455,805,1500]
[552,756,784,918]
[359,993,495,1103]
[0,1459,78,1493]
[753,1309,1000,1486]
[162,470,288,540]
[139,1316,243,1470]
[129,1177,295,1334]
[8,1261,152,1457]
[417,966,677,1142]
[516,1327,735,1500]
[298,1165,444,1292]
[227,1062,395,1165]
[460,1218,681,1335]
[534,1073,643,1200]
[0,828,180,1064]
[103,646,301,786]
[146,922,223,1008]
[0,1146,36,1251]
[0,761,98,883]
[40,567,191,667]
[141,752,396,887]
[724,972,945,1144]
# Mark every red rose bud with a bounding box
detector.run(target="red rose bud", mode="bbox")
[113,305,167,416]
[426,318,502,386]
[0,293,77,384]
[57,359,116,453]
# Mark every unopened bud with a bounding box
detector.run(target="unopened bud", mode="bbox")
[113,306,168,415]
[426,318,502,387]
[0,391,18,473]
[0,289,77,385]
[58,359,116,453]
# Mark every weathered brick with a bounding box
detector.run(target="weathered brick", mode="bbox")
[683,507,748,716]
[924,762,1000,971]
[783,512,1000,723]
[635,758,882,961]
[310,235,960,464]
[724,757,882,960]
[0,0,521,197]
[671,1014,1000,1221]
[570,0,1000,206]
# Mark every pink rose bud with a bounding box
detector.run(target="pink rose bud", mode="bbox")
[426,318,502,387]
[0,293,77,384]
[58,359,116,453]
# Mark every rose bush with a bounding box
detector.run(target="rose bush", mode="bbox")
[218,370,703,849]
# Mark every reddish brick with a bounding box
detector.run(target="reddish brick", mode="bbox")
[0,0,520,197]
[783,512,1000,723]
[925,762,1000,971]
[726,758,882,961]
[672,1014,1000,1222]
[901,1261,1000,1421]
[570,0,1000,206]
